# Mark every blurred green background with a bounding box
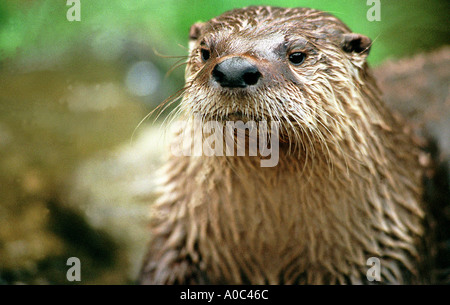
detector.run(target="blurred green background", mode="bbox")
[0,0,448,284]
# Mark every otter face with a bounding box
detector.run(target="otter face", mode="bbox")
[180,6,373,152]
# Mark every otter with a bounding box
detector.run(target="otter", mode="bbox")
[138,6,431,284]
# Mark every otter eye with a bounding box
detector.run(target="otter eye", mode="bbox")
[288,52,306,66]
[200,48,210,62]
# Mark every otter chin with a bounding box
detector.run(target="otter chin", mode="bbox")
[139,6,429,284]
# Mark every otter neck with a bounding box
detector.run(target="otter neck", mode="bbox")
[183,143,373,284]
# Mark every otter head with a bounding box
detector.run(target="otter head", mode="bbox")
[181,6,375,157]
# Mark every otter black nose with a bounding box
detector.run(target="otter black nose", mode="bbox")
[212,57,261,88]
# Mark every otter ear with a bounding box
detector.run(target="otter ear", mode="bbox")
[189,22,205,41]
[341,33,372,56]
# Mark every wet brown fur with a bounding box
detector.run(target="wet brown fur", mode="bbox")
[139,6,427,284]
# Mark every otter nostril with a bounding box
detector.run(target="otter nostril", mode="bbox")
[212,67,225,83]
[212,57,261,88]
[242,71,261,86]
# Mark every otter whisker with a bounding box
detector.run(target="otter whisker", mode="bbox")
[165,61,188,78]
